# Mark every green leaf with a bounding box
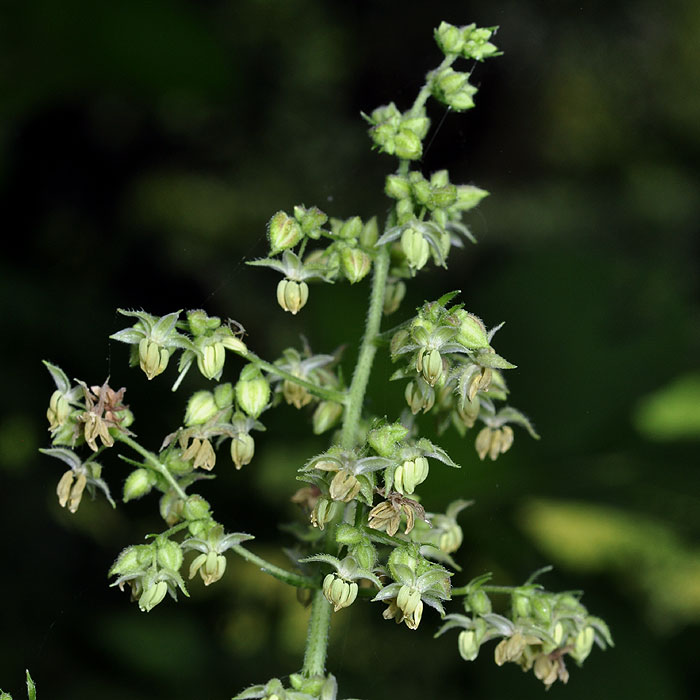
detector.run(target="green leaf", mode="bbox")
[496,407,540,438]
[26,672,35,700]
[474,351,516,370]
[43,361,71,393]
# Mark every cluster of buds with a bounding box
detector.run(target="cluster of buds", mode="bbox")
[434,21,500,61]
[110,309,247,387]
[373,544,452,631]
[437,574,613,689]
[410,499,472,561]
[234,673,340,700]
[363,102,430,160]
[108,536,188,612]
[251,209,379,314]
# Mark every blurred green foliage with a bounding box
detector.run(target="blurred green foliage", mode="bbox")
[1,1,698,699]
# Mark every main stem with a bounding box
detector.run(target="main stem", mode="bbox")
[301,243,391,678]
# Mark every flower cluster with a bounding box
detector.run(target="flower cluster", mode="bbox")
[437,573,614,689]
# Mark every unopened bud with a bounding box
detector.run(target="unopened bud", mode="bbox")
[183,494,211,521]
[311,498,342,530]
[394,129,422,160]
[467,589,492,615]
[434,21,464,55]
[123,468,155,502]
[231,432,255,469]
[47,390,71,430]
[138,338,169,380]
[235,365,270,418]
[405,380,435,415]
[420,348,444,386]
[190,551,227,585]
[340,246,372,283]
[185,391,218,426]
[268,211,303,254]
[156,539,183,572]
[572,626,595,662]
[277,279,309,315]
[401,228,430,271]
[197,341,226,380]
[458,630,480,661]
[312,401,343,435]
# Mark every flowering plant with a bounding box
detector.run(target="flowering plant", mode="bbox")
[33,21,611,700]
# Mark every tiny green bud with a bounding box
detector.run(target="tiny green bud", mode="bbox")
[185,391,218,426]
[187,310,220,336]
[394,129,422,160]
[47,390,71,430]
[268,211,303,254]
[235,365,270,418]
[139,580,168,612]
[277,279,309,315]
[340,246,372,283]
[572,626,595,663]
[156,538,183,572]
[311,497,342,530]
[458,630,480,661]
[360,216,379,247]
[401,228,430,271]
[197,341,226,380]
[123,468,155,502]
[138,338,170,380]
[455,184,489,211]
[183,494,211,521]
[338,216,363,240]
[531,596,552,624]
[231,432,255,469]
[512,592,531,618]
[434,21,465,55]
[467,589,492,615]
[368,421,409,456]
[312,401,343,435]
[385,175,411,200]
[454,310,490,349]
[214,382,234,409]
[405,380,435,414]
[350,540,377,571]
[395,197,414,224]
[420,348,444,386]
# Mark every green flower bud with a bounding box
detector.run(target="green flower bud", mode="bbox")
[388,546,420,578]
[294,205,328,237]
[432,68,477,112]
[360,216,379,247]
[395,197,414,224]
[434,21,464,55]
[329,469,361,502]
[438,521,463,554]
[156,539,183,572]
[411,178,432,206]
[159,491,184,526]
[47,390,71,430]
[385,174,411,200]
[231,432,255,469]
[139,580,168,612]
[123,468,155,502]
[187,309,220,336]
[454,310,490,349]
[402,114,430,139]
[467,589,492,615]
[405,379,435,414]
[183,494,211,521]
[462,25,499,61]
[322,573,358,612]
[190,551,227,585]
[458,629,480,661]
[340,246,372,283]
[552,620,565,646]
[138,338,170,380]
[383,280,406,315]
[419,348,444,386]
[512,592,531,618]
[110,545,151,577]
[312,401,343,435]
[335,524,363,545]
[268,211,303,254]
[531,596,552,624]
[350,540,377,571]
[197,341,226,380]
[235,365,270,418]
[430,169,450,187]
[277,279,309,315]
[394,129,422,160]
[214,382,234,409]
[455,184,489,211]
[572,625,595,663]
[367,421,409,456]
[185,391,218,426]
[429,184,458,209]
[401,228,430,271]
[338,216,363,240]
[311,497,342,530]
[394,456,429,495]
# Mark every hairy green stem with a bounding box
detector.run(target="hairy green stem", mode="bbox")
[244,351,347,404]
[452,584,518,596]
[230,544,315,588]
[116,433,188,500]
[302,589,333,677]
[339,244,391,449]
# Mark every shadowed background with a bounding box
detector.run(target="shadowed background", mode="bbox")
[1,1,699,698]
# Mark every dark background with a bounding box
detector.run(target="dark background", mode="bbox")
[1,1,699,699]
